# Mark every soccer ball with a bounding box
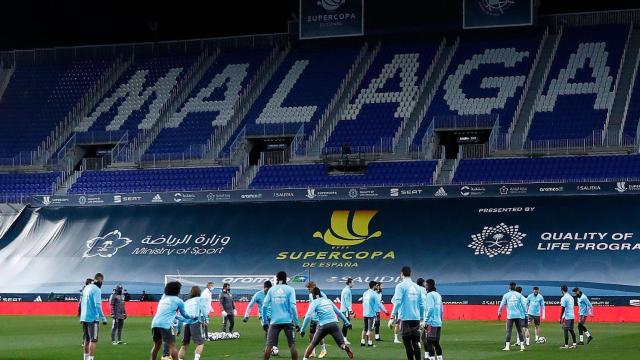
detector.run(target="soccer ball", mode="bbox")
[271,346,279,356]
[536,337,547,344]
[232,331,240,339]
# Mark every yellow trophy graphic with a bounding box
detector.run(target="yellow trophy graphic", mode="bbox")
[313,210,382,247]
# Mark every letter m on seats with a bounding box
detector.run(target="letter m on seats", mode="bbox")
[76,68,183,132]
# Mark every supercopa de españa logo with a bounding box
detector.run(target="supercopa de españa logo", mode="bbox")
[275,210,394,268]
[468,223,526,258]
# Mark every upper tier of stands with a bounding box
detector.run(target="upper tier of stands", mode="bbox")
[143,48,271,159]
[325,41,439,153]
[526,25,630,142]
[222,43,361,155]
[412,34,543,149]
[0,60,111,161]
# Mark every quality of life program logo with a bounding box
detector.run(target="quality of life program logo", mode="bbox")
[83,230,132,258]
[276,210,394,267]
[469,223,526,258]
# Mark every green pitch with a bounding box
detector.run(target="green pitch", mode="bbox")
[1,316,639,359]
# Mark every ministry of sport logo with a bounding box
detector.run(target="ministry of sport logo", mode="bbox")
[478,0,515,16]
[83,230,132,258]
[468,223,526,258]
[313,210,382,247]
[317,0,345,11]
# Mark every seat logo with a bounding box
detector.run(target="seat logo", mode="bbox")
[83,230,132,258]
[468,223,525,258]
[313,210,382,247]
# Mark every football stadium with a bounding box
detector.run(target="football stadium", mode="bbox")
[1,1,640,359]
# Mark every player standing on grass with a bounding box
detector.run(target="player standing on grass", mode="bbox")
[514,287,529,347]
[220,283,236,333]
[262,271,300,360]
[178,286,209,360]
[374,281,389,341]
[109,284,127,345]
[80,273,108,360]
[361,281,379,347]
[305,281,328,358]
[244,280,273,341]
[573,287,594,345]
[560,285,577,349]
[340,278,354,342]
[150,281,195,360]
[416,278,428,356]
[424,279,443,360]
[201,282,214,338]
[526,287,545,343]
[390,266,426,360]
[300,287,354,360]
[497,282,526,352]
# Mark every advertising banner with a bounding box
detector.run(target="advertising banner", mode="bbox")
[464,0,534,29]
[29,181,640,208]
[1,196,640,305]
[299,0,364,39]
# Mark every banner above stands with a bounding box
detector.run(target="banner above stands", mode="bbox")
[30,180,640,207]
[463,0,535,29]
[299,0,364,39]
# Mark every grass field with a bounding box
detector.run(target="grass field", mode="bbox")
[1,316,639,359]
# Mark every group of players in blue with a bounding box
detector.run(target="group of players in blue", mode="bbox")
[78,267,444,360]
[79,269,595,360]
[498,282,594,351]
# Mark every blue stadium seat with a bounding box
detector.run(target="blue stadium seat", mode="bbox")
[0,172,61,201]
[526,25,629,143]
[68,166,238,194]
[453,155,640,184]
[250,160,437,189]
[326,42,439,153]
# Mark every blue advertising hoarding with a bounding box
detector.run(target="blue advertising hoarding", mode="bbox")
[299,0,364,39]
[464,0,534,29]
[2,194,640,306]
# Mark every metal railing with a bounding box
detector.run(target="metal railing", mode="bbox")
[405,38,459,153]
[206,45,288,159]
[300,42,370,156]
[522,130,635,154]
[603,23,633,137]
[618,32,640,144]
[519,26,564,146]
[433,114,499,129]
[35,55,132,166]
[507,27,549,147]
[126,48,219,163]
[322,137,395,156]
[393,38,447,150]
[297,42,382,158]
[245,123,303,137]
[542,8,640,29]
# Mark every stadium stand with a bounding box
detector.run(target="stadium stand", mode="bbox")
[412,33,543,149]
[74,55,197,140]
[0,172,61,202]
[526,25,630,142]
[452,155,640,184]
[325,41,440,153]
[623,60,640,141]
[0,60,111,161]
[143,49,272,159]
[222,42,362,155]
[68,166,238,194]
[250,160,438,189]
